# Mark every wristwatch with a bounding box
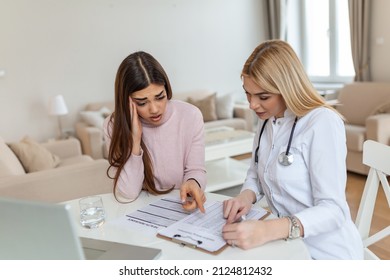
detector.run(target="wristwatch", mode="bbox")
[287,216,301,239]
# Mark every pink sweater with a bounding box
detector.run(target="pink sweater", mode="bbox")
[104,100,206,199]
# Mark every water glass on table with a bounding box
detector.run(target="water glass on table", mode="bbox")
[79,195,106,229]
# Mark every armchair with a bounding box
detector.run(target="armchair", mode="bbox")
[334,82,390,175]
[75,101,114,159]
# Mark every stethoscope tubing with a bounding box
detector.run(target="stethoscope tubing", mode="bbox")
[255,116,298,166]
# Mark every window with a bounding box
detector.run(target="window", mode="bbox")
[286,0,355,83]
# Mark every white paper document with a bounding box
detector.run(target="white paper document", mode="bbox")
[121,197,191,234]
[157,199,268,253]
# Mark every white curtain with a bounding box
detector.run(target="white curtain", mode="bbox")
[348,0,371,81]
[266,0,288,40]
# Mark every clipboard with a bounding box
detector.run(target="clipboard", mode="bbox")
[156,201,270,255]
[157,233,228,255]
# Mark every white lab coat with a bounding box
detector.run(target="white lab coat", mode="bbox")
[242,107,363,259]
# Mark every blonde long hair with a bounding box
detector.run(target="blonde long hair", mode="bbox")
[242,39,340,117]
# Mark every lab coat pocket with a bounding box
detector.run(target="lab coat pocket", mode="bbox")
[269,143,312,215]
[275,145,309,192]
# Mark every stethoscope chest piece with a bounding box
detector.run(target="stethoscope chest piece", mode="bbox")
[255,116,298,166]
[278,151,294,166]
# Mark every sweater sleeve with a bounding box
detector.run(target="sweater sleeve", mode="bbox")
[182,108,207,190]
[103,117,144,200]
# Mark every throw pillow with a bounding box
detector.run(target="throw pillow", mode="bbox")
[187,93,218,122]
[80,106,111,129]
[9,136,60,173]
[0,137,26,177]
[216,93,235,119]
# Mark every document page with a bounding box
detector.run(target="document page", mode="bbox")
[157,200,268,253]
[123,197,190,231]
[108,197,192,235]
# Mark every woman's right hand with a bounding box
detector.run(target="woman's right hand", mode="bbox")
[129,98,142,155]
[223,190,255,224]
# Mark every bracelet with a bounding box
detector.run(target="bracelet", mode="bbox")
[286,216,301,240]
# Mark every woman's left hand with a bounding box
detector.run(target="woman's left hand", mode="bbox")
[180,180,206,213]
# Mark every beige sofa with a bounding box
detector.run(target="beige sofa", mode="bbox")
[0,137,112,202]
[75,90,254,159]
[334,82,390,175]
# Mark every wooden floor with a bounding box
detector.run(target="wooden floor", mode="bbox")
[345,172,390,260]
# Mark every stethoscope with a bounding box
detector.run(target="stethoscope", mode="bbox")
[255,116,298,166]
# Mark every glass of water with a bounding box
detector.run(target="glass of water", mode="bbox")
[79,195,105,229]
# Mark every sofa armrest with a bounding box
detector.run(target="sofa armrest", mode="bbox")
[366,114,390,145]
[0,159,112,203]
[75,122,105,159]
[233,103,255,131]
[42,138,82,159]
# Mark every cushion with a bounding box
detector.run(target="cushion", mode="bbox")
[216,93,235,119]
[80,106,111,129]
[8,136,60,173]
[173,90,216,102]
[0,137,26,177]
[57,155,93,167]
[187,93,218,122]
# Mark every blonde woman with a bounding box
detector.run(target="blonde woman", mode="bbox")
[222,40,363,259]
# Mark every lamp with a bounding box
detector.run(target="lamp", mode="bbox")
[48,94,68,139]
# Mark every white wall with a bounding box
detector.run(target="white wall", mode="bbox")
[0,0,267,142]
[370,0,390,82]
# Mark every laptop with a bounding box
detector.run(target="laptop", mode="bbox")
[0,197,161,260]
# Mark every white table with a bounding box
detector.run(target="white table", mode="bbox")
[64,191,311,260]
[205,127,254,192]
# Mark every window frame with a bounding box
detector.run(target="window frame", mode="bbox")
[294,0,354,84]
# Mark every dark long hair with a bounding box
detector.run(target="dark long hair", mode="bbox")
[107,51,173,201]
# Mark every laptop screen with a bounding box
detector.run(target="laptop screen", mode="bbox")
[0,197,85,259]
[0,197,161,260]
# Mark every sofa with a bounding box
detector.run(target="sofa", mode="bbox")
[334,82,390,175]
[0,136,112,202]
[75,90,254,159]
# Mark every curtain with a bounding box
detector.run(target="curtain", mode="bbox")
[266,0,287,40]
[348,0,371,81]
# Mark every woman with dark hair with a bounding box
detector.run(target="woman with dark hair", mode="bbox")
[104,51,206,212]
